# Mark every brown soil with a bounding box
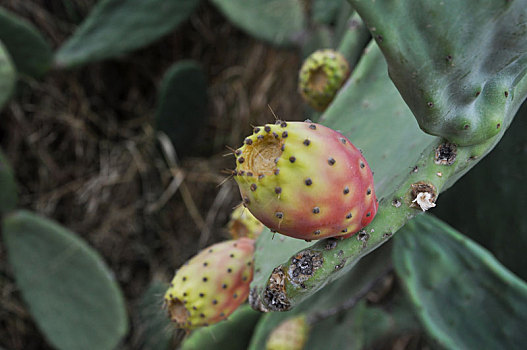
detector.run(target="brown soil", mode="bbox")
[0,1,304,348]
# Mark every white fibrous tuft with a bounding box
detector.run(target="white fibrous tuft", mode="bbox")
[412,192,436,211]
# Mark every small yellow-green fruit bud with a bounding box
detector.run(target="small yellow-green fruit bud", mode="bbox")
[299,49,350,112]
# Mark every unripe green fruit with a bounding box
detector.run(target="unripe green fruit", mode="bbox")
[299,49,350,111]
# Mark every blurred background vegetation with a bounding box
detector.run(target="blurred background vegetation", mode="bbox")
[0,0,305,348]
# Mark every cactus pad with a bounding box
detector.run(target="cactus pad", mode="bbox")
[349,0,527,146]
[2,210,128,350]
[394,214,527,349]
[0,7,52,77]
[55,0,200,68]
[155,60,208,158]
[209,0,306,47]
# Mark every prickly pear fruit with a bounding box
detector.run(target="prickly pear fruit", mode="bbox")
[227,204,264,240]
[265,315,310,350]
[299,49,350,111]
[234,121,377,240]
[164,238,254,330]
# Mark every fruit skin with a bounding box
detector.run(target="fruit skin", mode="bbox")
[228,204,264,239]
[265,315,309,350]
[234,121,377,240]
[164,238,254,330]
[299,49,350,111]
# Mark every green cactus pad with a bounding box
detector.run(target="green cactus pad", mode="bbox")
[435,102,527,280]
[0,8,52,77]
[311,0,345,25]
[155,60,208,157]
[0,149,17,215]
[136,280,173,350]
[209,0,306,47]
[250,39,516,310]
[181,304,261,350]
[336,13,370,70]
[349,0,527,146]
[0,41,15,111]
[54,0,200,68]
[2,210,128,350]
[249,243,421,349]
[298,50,350,111]
[394,214,527,349]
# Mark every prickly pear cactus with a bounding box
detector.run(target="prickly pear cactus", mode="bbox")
[249,19,526,310]
[394,214,527,349]
[164,238,255,330]
[349,0,527,146]
[335,12,370,71]
[228,205,265,240]
[298,50,350,111]
[234,121,377,240]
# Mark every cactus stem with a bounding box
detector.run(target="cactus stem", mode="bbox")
[259,266,291,312]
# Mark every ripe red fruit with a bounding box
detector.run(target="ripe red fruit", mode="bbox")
[234,121,378,240]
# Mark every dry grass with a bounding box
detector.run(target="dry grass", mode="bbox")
[0,1,304,348]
